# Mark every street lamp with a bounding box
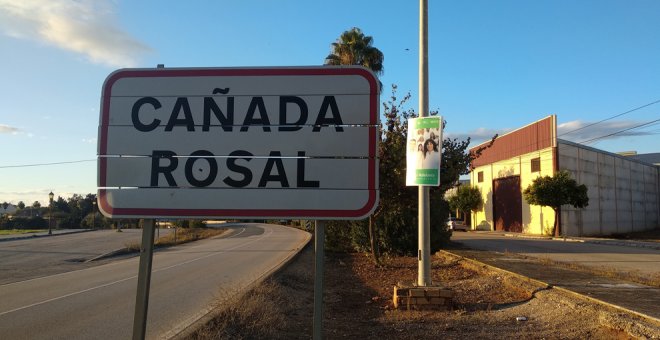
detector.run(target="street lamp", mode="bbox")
[48,191,54,235]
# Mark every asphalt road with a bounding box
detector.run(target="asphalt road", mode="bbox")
[451,232,660,275]
[0,229,172,285]
[0,223,310,340]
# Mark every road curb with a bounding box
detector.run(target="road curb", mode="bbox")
[493,231,660,251]
[85,248,135,263]
[440,249,660,326]
[0,229,95,243]
[550,284,660,324]
[578,239,660,250]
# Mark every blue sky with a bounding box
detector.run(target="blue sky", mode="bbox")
[1,0,659,205]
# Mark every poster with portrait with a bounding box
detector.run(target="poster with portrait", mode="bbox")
[406,116,442,186]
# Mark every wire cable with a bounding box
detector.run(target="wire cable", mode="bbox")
[578,118,660,145]
[0,159,96,169]
[558,98,660,137]
[2,109,658,170]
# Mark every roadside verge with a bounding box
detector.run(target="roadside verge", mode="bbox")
[168,226,312,340]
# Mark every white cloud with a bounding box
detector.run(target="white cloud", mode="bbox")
[82,137,97,144]
[0,0,151,67]
[445,127,510,145]
[0,189,77,206]
[0,189,51,206]
[558,120,656,143]
[0,124,20,134]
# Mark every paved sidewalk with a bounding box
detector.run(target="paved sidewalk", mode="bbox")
[445,246,660,323]
[476,230,660,250]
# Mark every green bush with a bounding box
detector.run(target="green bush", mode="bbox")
[172,219,206,228]
[81,212,111,229]
[325,193,451,256]
[0,216,48,230]
[190,220,207,228]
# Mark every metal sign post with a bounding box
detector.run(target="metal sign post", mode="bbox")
[132,219,156,340]
[313,220,325,340]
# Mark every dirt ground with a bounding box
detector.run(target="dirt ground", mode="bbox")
[189,244,660,340]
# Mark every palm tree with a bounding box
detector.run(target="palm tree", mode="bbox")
[325,27,384,76]
[326,27,384,264]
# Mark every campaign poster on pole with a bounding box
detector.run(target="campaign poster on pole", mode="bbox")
[406,116,442,186]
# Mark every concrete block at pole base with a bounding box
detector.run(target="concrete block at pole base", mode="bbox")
[393,285,453,311]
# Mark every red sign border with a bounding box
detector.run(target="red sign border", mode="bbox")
[98,66,378,219]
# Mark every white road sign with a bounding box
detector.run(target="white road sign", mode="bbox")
[98,67,379,219]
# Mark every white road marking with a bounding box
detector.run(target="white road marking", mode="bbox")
[0,226,272,317]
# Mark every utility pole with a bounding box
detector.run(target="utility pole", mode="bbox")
[418,0,432,287]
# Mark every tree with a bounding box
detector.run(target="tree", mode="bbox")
[325,27,385,263]
[447,185,483,221]
[325,27,384,76]
[17,201,25,210]
[53,196,69,213]
[323,29,494,261]
[326,85,495,259]
[523,170,589,236]
[1,202,8,210]
[374,85,494,253]
[32,201,41,209]
[63,194,96,229]
[81,212,110,229]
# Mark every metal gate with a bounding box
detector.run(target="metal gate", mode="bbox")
[493,176,523,232]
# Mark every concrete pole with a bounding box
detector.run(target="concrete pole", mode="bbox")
[418,0,432,287]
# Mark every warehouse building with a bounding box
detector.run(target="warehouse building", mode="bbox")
[469,115,660,236]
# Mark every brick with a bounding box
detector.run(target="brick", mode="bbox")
[394,286,409,296]
[413,298,429,305]
[438,290,454,298]
[393,285,453,310]
[409,289,427,297]
[430,297,446,304]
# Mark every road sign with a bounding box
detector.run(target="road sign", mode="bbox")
[98,66,379,219]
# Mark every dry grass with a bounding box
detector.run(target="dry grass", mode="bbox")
[124,241,141,251]
[120,228,226,254]
[191,280,291,340]
[187,247,315,340]
[186,246,652,339]
[0,229,46,235]
[155,228,226,247]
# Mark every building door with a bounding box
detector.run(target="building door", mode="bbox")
[493,176,523,232]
